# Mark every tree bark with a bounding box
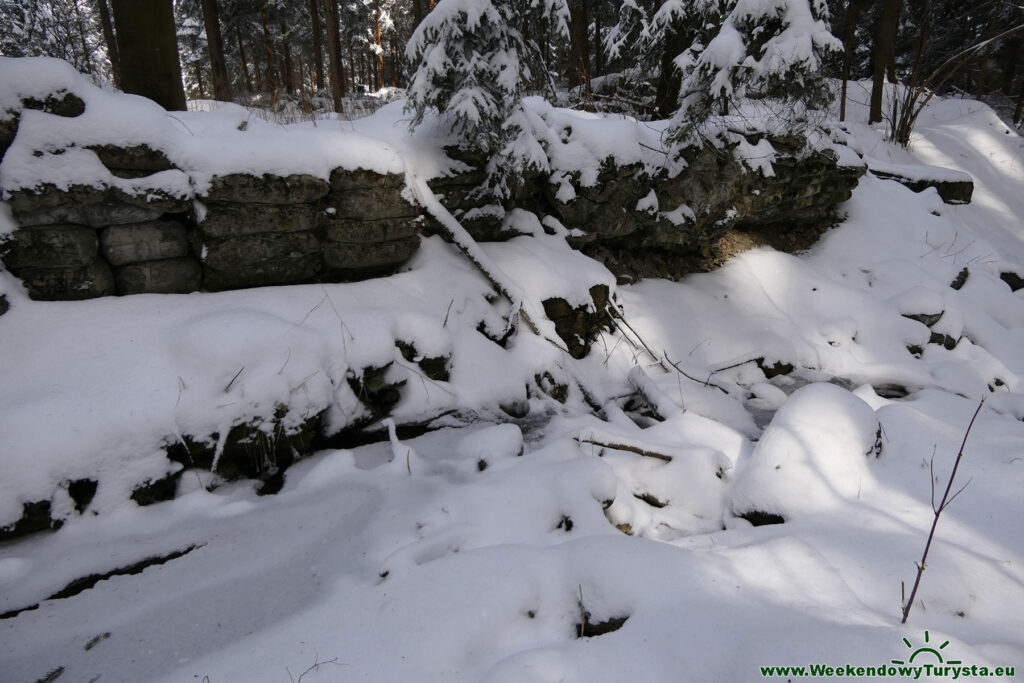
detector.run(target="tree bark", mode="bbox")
[869,0,902,124]
[323,0,345,111]
[310,0,325,91]
[280,21,295,94]
[74,2,93,73]
[390,35,398,86]
[373,3,384,91]
[261,9,278,94]
[568,0,590,94]
[201,0,232,101]
[1014,73,1024,123]
[95,0,121,87]
[110,0,187,111]
[236,30,254,92]
[656,21,687,118]
[840,0,866,122]
[1001,39,1020,94]
[412,0,424,30]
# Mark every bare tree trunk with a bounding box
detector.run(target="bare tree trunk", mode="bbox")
[870,0,902,124]
[656,20,687,118]
[193,40,205,100]
[348,42,356,91]
[236,30,254,92]
[539,15,550,77]
[568,0,590,93]
[390,35,398,86]
[280,21,295,94]
[95,0,121,87]
[201,0,232,101]
[1002,39,1020,94]
[840,0,865,122]
[1014,75,1024,124]
[373,4,384,91]
[310,0,325,91]
[111,0,187,111]
[593,1,602,78]
[412,0,423,30]
[73,1,92,73]
[975,0,1004,98]
[323,0,345,111]
[261,9,278,94]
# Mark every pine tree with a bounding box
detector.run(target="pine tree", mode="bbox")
[405,0,569,194]
[604,0,648,66]
[0,0,108,77]
[111,0,187,110]
[201,0,232,101]
[667,0,840,142]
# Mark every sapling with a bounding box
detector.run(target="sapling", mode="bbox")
[901,398,985,624]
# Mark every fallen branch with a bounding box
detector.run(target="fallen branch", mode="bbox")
[575,437,673,462]
[406,173,546,341]
[607,304,731,395]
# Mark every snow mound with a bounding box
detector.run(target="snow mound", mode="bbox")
[728,382,880,520]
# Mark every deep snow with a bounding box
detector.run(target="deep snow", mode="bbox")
[1,67,1024,682]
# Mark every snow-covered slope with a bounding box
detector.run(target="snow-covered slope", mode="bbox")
[2,84,1024,682]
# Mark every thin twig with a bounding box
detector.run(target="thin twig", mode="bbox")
[442,298,454,327]
[902,398,985,624]
[574,437,673,462]
[224,366,245,393]
[663,351,730,395]
[291,652,343,683]
[393,359,457,397]
[577,584,587,638]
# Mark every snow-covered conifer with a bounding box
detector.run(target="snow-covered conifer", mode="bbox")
[405,0,568,195]
[604,0,649,64]
[667,0,841,142]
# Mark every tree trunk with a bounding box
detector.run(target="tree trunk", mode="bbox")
[373,4,384,91]
[1001,39,1020,94]
[1014,74,1024,124]
[568,0,590,94]
[323,0,345,111]
[261,9,278,94]
[110,0,187,111]
[656,21,687,118]
[194,49,205,100]
[840,0,865,122]
[869,0,902,124]
[236,31,254,92]
[390,35,398,87]
[975,0,1005,98]
[201,0,232,101]
[310,0,325,91]
[74,2,93,73]
[412,0,424,30]
[593,1,602,78]
[95,0,121,87]
[280,21,295,94]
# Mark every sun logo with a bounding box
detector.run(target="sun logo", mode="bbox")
[891,630,962,666]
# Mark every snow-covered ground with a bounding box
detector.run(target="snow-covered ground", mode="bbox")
[2,76,1024,681]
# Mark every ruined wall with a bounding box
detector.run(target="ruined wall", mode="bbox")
[0,140,421,300]
[0,86,875,302]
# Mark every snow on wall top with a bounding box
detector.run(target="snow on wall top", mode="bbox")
[0,57,405,197]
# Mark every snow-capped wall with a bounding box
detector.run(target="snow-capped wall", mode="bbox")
[0,57,878,302]
[0,58,420,301]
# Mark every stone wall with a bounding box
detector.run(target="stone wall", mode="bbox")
[424,135,868,282]
[0,163,422,300]
[1,88,873,300]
